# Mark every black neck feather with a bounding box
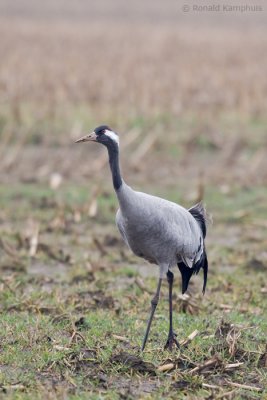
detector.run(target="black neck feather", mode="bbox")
[107,142,122,191]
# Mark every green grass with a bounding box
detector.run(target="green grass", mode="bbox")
[0,178,267,399]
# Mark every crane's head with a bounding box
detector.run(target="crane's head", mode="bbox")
[75,125,119,147]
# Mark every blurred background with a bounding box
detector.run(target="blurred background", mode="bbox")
[0,0,267,189]
[0,1,267,397]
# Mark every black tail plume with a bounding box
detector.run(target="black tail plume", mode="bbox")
[178,249,208,295]
[188,202,208,238]
[177,262,193,294]
[202,250,208,294]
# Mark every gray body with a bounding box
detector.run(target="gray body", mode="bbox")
[116,182,203,277]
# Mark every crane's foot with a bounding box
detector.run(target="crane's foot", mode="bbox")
[164,332,180,351]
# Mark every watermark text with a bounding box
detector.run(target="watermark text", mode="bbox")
[182,4,263,12]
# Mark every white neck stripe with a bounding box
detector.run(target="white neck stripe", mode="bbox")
[105,130,119,144]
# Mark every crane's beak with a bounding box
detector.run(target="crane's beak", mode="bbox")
[75,132,97,143]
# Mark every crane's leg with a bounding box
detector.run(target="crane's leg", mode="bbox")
[164,270,179,351]
[141,278,162,351]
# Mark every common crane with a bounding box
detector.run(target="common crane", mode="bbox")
[76,126,208,351]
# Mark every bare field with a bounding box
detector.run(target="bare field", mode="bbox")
[1,14,267,188]
[0,3,267,399]
[1,17,267,117]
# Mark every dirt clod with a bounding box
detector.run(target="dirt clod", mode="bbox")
[110,352,156,375]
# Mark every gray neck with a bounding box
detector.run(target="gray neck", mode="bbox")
[107,142,122,191]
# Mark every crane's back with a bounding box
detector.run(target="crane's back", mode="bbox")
[116,184,203,267]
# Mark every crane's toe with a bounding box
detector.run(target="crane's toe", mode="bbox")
[164,332,180,351]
